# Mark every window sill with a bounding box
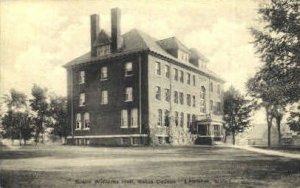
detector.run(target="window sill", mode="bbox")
[130,126,138,128]
[101,103,108,105]
[100,78,108,81]
[125,100,133,102]
[121,126,129,129]
[79,105,86,107]
[83,128,90,130]
[125,74,134,77]
[75,128,81,131]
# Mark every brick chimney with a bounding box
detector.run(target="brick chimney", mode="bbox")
[90,14,99,57]
[111,8,122,52]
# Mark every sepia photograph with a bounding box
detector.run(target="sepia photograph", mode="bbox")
[0,0,299,187]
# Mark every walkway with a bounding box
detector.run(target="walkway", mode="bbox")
[232,145,300,159]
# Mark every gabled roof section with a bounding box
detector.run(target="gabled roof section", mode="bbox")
[93,29,111,47]
[157,37,190,53]
[63,29,224,83]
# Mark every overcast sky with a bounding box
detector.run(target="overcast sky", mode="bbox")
[0,0,264,114]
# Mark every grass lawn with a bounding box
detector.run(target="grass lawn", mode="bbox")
[0,145,299,188]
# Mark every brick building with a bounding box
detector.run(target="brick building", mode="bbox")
[64,8,225,146]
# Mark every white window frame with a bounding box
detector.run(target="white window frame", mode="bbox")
[79,93,85,106]
[83,112,90,130]
[101,66,108,80]
[125,62,133,77]
[130,108,138,128]
[155,86,161,100]
[75,113,81,130]
[101,90,108,105]
[155,62,161,75]
[157,109,162,127]
[121,109,128,128]
[165,65,170,78]
[79,71,85,84]
[125,87,133,102]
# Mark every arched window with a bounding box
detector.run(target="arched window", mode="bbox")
[200,86,206,113]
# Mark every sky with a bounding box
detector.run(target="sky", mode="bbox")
[0,0,264,121]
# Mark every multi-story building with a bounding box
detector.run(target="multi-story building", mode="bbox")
[64,8,225,146]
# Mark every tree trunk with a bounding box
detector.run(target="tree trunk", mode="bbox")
[265,106,272,148]
[276,118,281,146]
[19,131,22,146]
[267,124,271,148]
[232,131,236,145]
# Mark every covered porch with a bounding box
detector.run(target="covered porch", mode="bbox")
[190,114,224,145]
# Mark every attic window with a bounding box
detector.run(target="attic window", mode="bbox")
[178,50,189,63]
[97,45,111,56]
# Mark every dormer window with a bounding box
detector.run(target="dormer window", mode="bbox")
[178,50,189,63]
[96,45,111,56]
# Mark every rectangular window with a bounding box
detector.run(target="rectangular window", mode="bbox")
[83,112,90,129]
[101,66,108,80]
[76,113,81,129]
[125,62,133,76]
[101,90,108,104]
[217,102,221,112]
[164,110,170,127]
[179,70,184,83]
[155,62,161,75]
[165,88,170,102]
[187,94,191,106]
[192,96,196,107]
[79,71,85,84]
[210,100,214,112]
[179,92,184,105]
[157,109,162,126]
[187,73,191,84]
[121,109,128,128]
[155,86,161,100]
[180,112,184,127]
[192,75,196,86]
[125,87,133,102]
[79,93,85,106]
[174,91,178,103]
[175,111,179,126]
[165,65,170,78]
[131,108,138,128]
[174,68,178,81]
[187,114,190,128]
[210,82,214,92]
[217,84,221,95]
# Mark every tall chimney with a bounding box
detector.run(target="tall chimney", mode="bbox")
[90,14,99,57]
[111,8,122,52]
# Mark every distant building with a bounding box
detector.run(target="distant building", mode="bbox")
[64,8,225,146]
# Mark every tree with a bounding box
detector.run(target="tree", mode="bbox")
[48,95,69,141]
[287,104,300,133]
[250,0,300,103]
[30,84,49,144]
[223,86,252,145]
[2,89,33,145]
[247,71,287,147]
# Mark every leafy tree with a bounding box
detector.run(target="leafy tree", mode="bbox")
[2,89,33,145]
[250,0,300,103]
[30,84,49,144]
[287,104,300,133]
[48,95,69,140]
[223,86,252,145]
[247,71,286,147]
